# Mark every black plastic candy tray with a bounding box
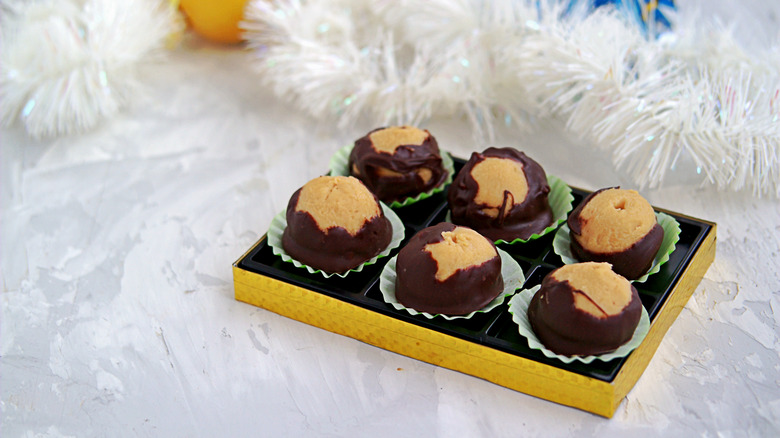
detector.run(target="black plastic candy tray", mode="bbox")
[233,157,716,416]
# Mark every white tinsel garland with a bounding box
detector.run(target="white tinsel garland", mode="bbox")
[0,0,180,139]
[243,0,780,197]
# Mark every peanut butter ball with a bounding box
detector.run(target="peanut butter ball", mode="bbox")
[395,223,503,315]
[349,126,447,202]
[527,262,642,356]
[447,147,553,241]
[282,176,392,273]
[568,188,664,280]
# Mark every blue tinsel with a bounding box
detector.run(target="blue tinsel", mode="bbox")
[572,0,676,37]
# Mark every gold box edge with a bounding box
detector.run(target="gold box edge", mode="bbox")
[233,267,617,417]
[610,222,717,411]
[232,219,717,418]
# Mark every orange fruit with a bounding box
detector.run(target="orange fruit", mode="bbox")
[179,0,250,44]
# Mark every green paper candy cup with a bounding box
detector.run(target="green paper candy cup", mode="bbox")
[328,143,455,208]
[444,174,573,244]
[494,174,573,244]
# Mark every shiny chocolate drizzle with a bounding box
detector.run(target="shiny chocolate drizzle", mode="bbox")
[348,127,447,203]
[447,147,553,241]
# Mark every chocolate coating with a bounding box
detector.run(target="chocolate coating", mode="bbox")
[395,223,504,315]
[447,147,553,241]
[282,189,392,273]
[349,127,447,203]
[568,188,664,280]
[527,266,642,356]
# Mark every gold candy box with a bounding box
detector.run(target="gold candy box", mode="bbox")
[232,156,716,418]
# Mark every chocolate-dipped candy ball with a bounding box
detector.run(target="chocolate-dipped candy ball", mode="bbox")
[396,223,503,315]
[282,175,392,273]
[349,126,447,203]
[447,147,553,241]
[527,262,642,356]
[567,187,664,280]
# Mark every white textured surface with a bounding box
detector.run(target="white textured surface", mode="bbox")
[2,39,780,438]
